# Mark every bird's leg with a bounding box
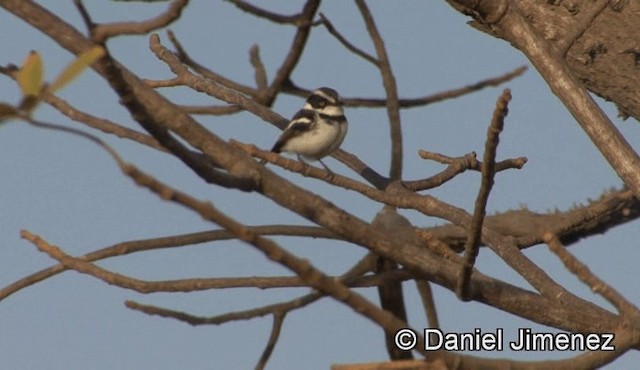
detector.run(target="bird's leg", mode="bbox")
[296,154,309,167]
[317,158,335,177]
[297,155,335,177]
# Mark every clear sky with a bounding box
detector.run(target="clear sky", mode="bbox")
[1,1,638,369]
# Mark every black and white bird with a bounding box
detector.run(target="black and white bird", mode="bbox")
[266,87,348,173]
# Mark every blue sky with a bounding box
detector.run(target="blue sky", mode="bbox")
[1,1,638,369]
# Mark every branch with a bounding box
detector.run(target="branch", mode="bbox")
[283,65,527,109]
[447,0,640,199]
[0,65,168,152]
[260,0,320,106]
[3,0,631,342]
[166,30,257,96]
[356,0,403,180]
[255,312,285,370]
[428,188,640,252]
[126,292,321,326]
[457,89,510,299]
[44,92,167,151]
[318,12,378,65]
[544,233,638,316]
[226,0,301,25]
[117,160,434,359]
[0,226,339,302]
[86,0,189,42]
[415,279,440,349]
[235,139,630,326]
[125,253,377,326]
[407,151,526,191]
[249,44,268,91]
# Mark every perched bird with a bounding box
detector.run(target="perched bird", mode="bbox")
[266,87,348,173]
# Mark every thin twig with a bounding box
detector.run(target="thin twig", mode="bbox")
[418,150,532,171]
[249,44,268,92]
[166,30,256,96]
[179,104,244,115]
[226,0,300,25]
[143,77,183,88]
[19,229,410,294]
[457,89,510,300]
[415,280,439,329]
[42,91,168,152]
[126,292,320,325]
[261,0,320,106]
[73,0,94,30]
[151,34,288,126]
[318,13,378,66]
[126,253,378,326]
[91,0,190,42]
[0,226,341,302]
[355,0,403,180]
[544,233,638,316]
[415,280,440,350]
[255,312,285,370]
[283,66,527,109]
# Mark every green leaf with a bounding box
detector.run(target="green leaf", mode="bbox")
[48,46,105,94]
[17,51,44,97]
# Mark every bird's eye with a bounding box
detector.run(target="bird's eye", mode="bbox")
[318,100,326,108]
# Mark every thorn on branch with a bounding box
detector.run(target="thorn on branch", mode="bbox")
[544,232,639,316]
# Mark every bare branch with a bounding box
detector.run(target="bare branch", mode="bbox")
[448,0,640,199]
[43,92,168,152]
[429,188,640,253]
[111,151,433,358]
[0,226,340,302]
[356,0,403,180]
[409,151,526,191]
[126,292,321,326]
[249,44,268,91]
[318,13,378,65]
[125,253,378,326]
[91,0,190,42]
[143,77,183,88]
[255,312,286,370]
[151,34,288,126]
[179,104,244,115]
[283,66,527,109]
[73,0,94,30]
[262,0,320,106]
[457,89,510,300]
[226,0,301,25]
[166,30,257,96]
[544,233,638,316]
[415,280,440,350]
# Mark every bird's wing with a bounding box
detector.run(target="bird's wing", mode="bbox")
[270,109,315,153]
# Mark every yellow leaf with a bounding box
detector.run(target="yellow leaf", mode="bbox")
[48,46,105,93]
[17,51,44,97]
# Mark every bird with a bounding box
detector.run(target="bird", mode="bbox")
[265,87,348,173]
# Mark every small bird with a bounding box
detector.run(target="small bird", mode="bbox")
[266,87,348,173]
